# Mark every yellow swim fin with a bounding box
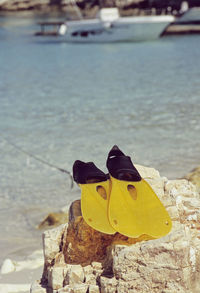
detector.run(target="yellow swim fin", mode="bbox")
[107,146,172,238]
[73,160,116,234]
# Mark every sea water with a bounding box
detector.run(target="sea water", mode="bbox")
[0,14,199,264]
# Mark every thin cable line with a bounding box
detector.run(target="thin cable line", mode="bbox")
[1,136,74,188]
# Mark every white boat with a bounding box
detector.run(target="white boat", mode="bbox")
[37,8,175,42]
[60,8,175,42]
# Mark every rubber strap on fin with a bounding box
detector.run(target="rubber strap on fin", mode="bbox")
[106,145,141,182]
[73,160,107,184]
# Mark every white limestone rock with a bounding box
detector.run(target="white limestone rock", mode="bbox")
[83,265,96,285]
[0,258,15,274]
[57,286,73,293]
[30,281,47,293]
[43,223,68,266]
[100,276,118,293]
[111,225,200,292]
[42,223,68,281]
[48,266,68,290]
[88,285,100,293]
[135,164,160,179]
[165,179,197,199]
[31,165,200,293]
[71,284,88,293]
[166,205,180,221]
[91,262,103,277]
[57,284,88,293]
[64,264,85,286]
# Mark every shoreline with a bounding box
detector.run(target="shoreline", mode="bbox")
[0,268,43,293]
[0,250,43,293]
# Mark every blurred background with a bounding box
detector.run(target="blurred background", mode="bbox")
[0,0,199,279]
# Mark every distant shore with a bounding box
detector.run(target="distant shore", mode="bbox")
[0,0,186,17]
[1,1,200,36]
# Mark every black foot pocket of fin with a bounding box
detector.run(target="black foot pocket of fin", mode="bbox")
[73,160,107,184]
[106,145,141,182]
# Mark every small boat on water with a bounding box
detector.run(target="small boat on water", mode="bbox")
[36,7,175,43]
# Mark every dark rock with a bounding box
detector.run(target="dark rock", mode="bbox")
[38,211,68,229]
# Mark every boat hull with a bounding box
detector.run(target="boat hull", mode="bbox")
[64,15,175,43]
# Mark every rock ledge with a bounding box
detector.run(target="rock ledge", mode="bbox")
[31,165,200,293]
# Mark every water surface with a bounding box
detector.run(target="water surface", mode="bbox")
[0,15,199,263]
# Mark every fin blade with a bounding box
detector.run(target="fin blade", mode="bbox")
[109,177,172,238]
[80,180,116,234]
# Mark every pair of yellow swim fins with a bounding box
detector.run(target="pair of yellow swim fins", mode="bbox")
[73,145,172,238]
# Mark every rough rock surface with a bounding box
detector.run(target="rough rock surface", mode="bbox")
[184,166,200,194]
[0,0,143,12]
[0,0,72,11]
[0,0,51,11]
[31,164,200,293]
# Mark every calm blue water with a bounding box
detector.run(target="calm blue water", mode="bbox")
[0,14,199,263]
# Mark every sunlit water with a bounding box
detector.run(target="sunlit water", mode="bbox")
[0,14,199,264]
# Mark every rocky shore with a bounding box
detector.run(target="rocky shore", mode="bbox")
[0,0,135,12]
[2,0,200,36]
[0,0,71,12]
[30,164,200,293]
